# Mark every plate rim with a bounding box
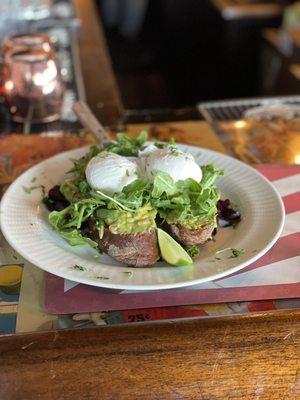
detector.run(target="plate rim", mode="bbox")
[0,144,285,290]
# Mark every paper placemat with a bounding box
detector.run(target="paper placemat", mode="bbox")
[45,165,300,314]
[0,121,226,333]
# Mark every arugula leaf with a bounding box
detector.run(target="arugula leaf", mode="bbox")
[61,146,102,202]
[105,131,148,156]
[200,164,224,189]
[49,199,104,230]
[68,145,100,179]
[152,166,222,228]
[48,198,104,247]
[135,130,148,145]
[122,178,149,194]
[186,246,200,257]
[114,179,151,210]
[60,230,98,247]
[176,178,201,193]
[152,172,177,198]
[94,190,136,212]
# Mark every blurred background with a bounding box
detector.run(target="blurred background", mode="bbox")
[1,0,300,128]
[97,0,300,109]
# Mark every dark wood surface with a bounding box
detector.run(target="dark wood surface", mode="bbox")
[260,28,300,96]
[1,311,300,399]
[72,0,124,127]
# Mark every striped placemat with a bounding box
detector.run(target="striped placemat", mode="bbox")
[45,165,300,314]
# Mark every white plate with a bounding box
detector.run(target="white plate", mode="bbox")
[0,144,285,290]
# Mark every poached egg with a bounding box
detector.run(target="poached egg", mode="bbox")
[138,146,202,182]
[85,153,138,194]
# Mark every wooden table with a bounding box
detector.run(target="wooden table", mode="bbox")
[1,121,300,400]
[1,2,300,399]
[1,311,299,399]
[72,0,124,127]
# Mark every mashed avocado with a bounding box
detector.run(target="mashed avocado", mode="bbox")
[180,214,217,229]
[165,207,217,229]
[60,178,91,203]
[60,179,81,203]
[97,204,157,235]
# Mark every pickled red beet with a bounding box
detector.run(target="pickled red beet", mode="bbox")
[43,185,69,211]
[217,199,241,227]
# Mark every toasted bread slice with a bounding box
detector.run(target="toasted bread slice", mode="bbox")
[89,222,159,267]
[98,228,160,267]
[168,222,215,246]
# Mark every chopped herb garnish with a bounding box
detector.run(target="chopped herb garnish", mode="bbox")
[216,247,233,254]
[126,169,130,177]
[96,276,110,280]
[12,254,18,260]
[170,148,180,156]
[73,264,86,271]
[215,247,245,259]
[186,246,200,257]
[228,248,245,259]
[123,271,133,277]
[41,185,46,198]
[23,184,45,197]
[31,177,36,183]
[23,186,37,194]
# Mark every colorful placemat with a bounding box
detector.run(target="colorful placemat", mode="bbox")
[0,122,226,333]
[2,122,300,333]
[45,165,300,314]
[53,298,300,328]
[0,133,93,333]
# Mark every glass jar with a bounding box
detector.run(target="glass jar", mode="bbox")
[3,47,65,123]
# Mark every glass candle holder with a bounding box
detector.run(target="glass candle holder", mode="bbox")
[0,33,54,98]
[3,47,65,123]
[2,33,53,58]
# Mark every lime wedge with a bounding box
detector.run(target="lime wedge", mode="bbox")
[157,228,193,266]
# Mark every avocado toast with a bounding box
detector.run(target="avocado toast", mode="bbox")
[44,132,232,267]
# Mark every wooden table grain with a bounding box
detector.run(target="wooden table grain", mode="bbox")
[1,311,300,399]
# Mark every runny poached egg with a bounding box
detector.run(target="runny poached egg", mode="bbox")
[138,146,202,182]
[85,153,138,194]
